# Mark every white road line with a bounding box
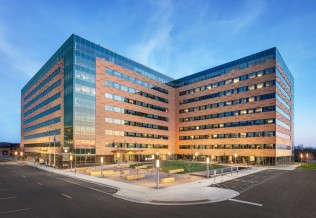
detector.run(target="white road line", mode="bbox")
[0,208,30,214]
[22,175,26,178]
[48,175,113,195]
[229,199,263,207]
[0,196,17,201]
[37,182,43,186]
[62,193,72,199]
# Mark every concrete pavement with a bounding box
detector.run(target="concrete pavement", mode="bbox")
[22,161,297,205]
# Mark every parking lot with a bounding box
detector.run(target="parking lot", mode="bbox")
[210,169,289,193]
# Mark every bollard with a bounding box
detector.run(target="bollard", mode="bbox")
[221,169,223,180]
[237,166,239,175]
[214,170,216,183]
[231,166,233,176]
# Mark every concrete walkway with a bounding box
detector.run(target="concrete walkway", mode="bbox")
[23,161,296,205]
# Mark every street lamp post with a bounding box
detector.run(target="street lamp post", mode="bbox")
[100,156,104,178]
[206,157,210,179]
[234,153,237,165]
[70,155,73,171]
[156,159,160,189]
[20,152,23,164]
[306,153,309,164]
[15,151,18,162]
[53,136,56,167]
[195,152,198,161]
[300,153,303,165]
[48,139,51,166]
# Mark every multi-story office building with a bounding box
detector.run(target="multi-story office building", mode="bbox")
[21,34,294,166]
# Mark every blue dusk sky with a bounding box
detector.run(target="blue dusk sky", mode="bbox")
[0,0,315,146]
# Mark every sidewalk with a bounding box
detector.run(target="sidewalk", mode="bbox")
[24,162,296,205]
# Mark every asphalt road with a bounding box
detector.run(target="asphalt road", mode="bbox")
[0,164,315,218]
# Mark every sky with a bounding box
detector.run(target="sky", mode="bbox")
[0,0,315,146]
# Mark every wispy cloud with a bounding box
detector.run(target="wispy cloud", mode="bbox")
[127,0,174,74]
[0,22,40,79]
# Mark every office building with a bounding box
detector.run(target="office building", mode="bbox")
[21,34,294,165]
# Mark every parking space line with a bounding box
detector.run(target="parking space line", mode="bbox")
[229,199,263,206]
[0,208,31,214]
[62,193,72,199]
[48,175,114,195]
[0,196,17,201]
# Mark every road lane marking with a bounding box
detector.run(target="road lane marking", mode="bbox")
[22,175,26,178]
[229,199,263,207]
[0,208,30,214]
[37,182,43,186]
[62,194,72,199]
[0,196,17,201]
[48,175,114,195]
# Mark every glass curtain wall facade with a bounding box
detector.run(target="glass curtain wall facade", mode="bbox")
[21,34,294,166]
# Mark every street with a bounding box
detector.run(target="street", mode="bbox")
[0,164,315,218]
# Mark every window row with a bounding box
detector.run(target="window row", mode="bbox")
[276,81,291,100]
[24,117,61,133]
[105,93,168,112]
[24,142,61,147]
[179,105,276,123]
[24,79,60,109]
[24,105,61,125]
[74,64,96,84]
[106,142,168,149]
[276,94,291,110]
[170,50,275,88]
[276,68,291,91]
[276,132,291,140]
[24,92,61,117]
[24,68,60,101]
[105,68,169,94]
[276,106,291,120]
[276,144,292,150]
[179,118,275,131]
[105,105,169,122]
[74,83,96,96]
[105,130,168,140]
[179,131,275,140]
[276,119,291,130]
[180,80,275,105]
[179,144,276,150]
[179,67,275,96]
[24,129,60,140]
[179,93,275,114]
[105,118,168,130]
[105,80,168,103]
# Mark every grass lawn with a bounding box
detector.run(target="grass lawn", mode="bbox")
[161,160,227,174]
[297,164,316,169]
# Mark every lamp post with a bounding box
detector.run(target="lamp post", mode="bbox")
[70,155,73,171]
[53,136,56,167]
[156,159,160,189]
[195,152,198,161]
[306,153,309,164]
[20,152,23,164]
[300,153,303,165]
[234,153,237,165]
[15,151,18,162]
[100,156,104,178]
[206,157,210,179]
